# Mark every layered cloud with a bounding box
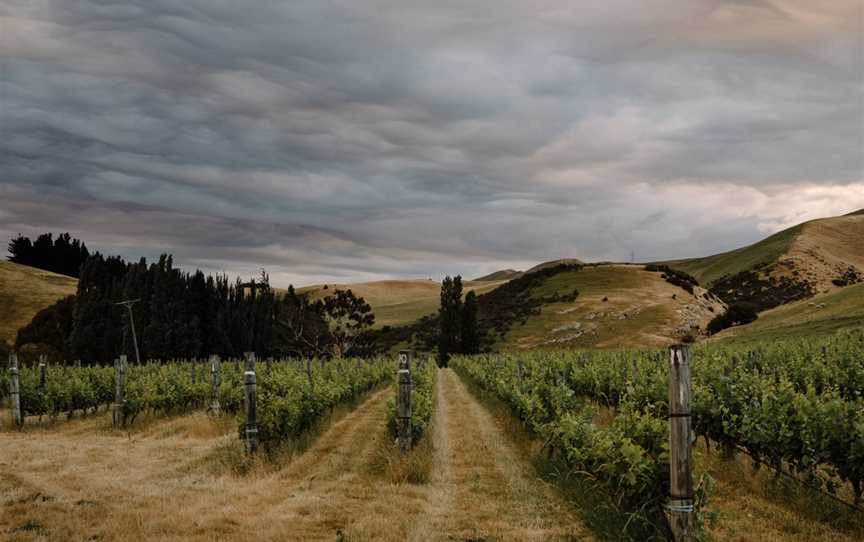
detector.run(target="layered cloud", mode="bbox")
[1,0,862,284]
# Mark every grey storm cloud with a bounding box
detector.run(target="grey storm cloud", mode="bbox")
[1,0,863,284]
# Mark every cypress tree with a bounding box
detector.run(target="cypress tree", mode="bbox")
[437,275,463,367]
[461,290,479,354]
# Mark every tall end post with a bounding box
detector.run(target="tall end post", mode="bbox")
[244,370,258,454]
[9,353,22,428]
[209,354,221,416]
[398,350,410,372]
[397,368,412,453]
[667,344,695,542]
[112,356,127,428]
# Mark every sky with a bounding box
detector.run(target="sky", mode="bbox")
[1,0,863,286]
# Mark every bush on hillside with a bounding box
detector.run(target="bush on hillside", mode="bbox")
[706,303,758,335]
[644,264,699,294]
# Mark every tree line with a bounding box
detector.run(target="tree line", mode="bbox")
[13,237,375,363]
[7,232,90,278]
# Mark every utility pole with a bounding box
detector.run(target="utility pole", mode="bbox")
[116,299,141,365]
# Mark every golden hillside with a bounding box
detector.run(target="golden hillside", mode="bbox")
[0,261,77,345]
[297,278,508,329]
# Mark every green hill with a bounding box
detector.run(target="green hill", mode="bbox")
[665,224,803,286]
[713,281,864,343]
[665,212,864,313]
[0,261,77,346]
[495,264,724,350]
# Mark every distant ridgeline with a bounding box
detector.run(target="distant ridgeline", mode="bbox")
[8,232,90,278]
[13,239,376,363]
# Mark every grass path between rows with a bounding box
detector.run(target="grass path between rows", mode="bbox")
[0,370,592,541]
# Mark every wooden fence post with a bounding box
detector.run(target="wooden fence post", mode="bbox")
[668,345,695,542]
[398,350,411,372]
[244,370,258,454]
[39,355,47,390]
[209,355,221,416]
[113,355,127,428]
[244,352,256,372]
[397,365,412,453]
[9,353,22,428]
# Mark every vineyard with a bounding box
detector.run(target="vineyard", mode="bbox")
[451,329,864,537]
[0,356,394,444]
[3,333,864,540]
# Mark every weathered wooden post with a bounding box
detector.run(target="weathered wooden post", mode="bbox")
[266,356,272,375]
[244,352,256,372]
[112,355,127,428]
[398,350,411,372]
[667,345,695,542]
[209,355,221,416]
[397,352,412,453]
[39,355,47,390]
[244,370,258,454]
[578,352,586,369]
[9,353,22,428]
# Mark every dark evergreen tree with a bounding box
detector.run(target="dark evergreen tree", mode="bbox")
[437,275,463,367]
[460,290,480,354]
[7,232,90,277]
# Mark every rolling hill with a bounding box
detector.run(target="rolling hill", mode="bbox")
[5,209,860,353]
[712,281,864,343]
[0,261,77,346]
[473,269,524,282]
[495,264,725,350]
[297,278,508,329]
[665,211,864,314]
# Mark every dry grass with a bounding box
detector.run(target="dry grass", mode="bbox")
[503,265,723,350]
[0,261,77,345]
[783,214,864,294]
[0,370,593,541]
[699,441,864,541]
[409,369,593,541]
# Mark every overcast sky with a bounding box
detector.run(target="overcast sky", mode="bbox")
[2,1,863,286]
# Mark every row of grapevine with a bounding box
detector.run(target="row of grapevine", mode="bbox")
[451,354,670,519]
[3,357,392,437]
[452,328,864,510]
[386,356,436,445]
[247,357,393,447]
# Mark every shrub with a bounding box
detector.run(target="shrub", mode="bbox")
[707,303,758,334]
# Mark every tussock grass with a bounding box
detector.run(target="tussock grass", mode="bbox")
[368,418,435,485]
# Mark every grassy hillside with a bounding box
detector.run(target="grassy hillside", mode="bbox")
[666,224,803,286]
[498,265,724,350]
[666,212,864,316]
[0,261,77,345]
[524,258,585,274]
[713,282,864,343]
[473,269,523,282]
[297,278,507,329]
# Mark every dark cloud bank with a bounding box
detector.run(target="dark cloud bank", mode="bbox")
[1,0,862,285]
